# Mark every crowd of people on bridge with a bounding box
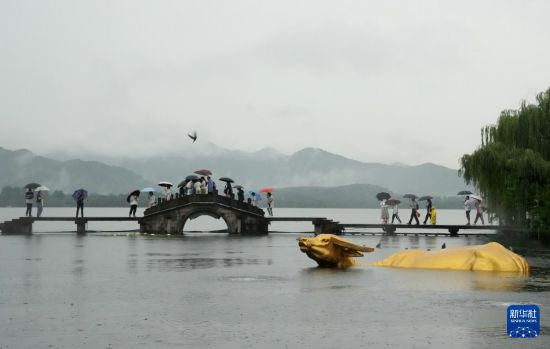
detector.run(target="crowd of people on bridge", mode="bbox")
[379,192,487,226]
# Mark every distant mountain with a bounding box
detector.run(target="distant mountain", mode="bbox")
[2,144,470,196]
[105,147,469,196]
[0,147,152,194]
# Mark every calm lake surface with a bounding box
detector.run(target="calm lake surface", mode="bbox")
[1,208,549,348]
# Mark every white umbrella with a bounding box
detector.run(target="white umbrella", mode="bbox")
[35,186,50,191]
[158,181,173,188]
[470,194,482,201]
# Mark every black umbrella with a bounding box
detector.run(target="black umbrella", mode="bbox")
[72,188,88,201]
[233,185,244,189]
[403,194,418,199]
[376,192,391,200]
[219,177,235,183]
[24,182,41,190]
[185,175,200,181]
[194,169,212,176]
[418,195,433,201]
[457,190,473,195]
[386,199,401,205]
[126,189,140,203]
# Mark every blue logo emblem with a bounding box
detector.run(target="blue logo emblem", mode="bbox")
[507,304,540,338]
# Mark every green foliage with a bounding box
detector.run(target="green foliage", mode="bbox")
[460,87,550,240]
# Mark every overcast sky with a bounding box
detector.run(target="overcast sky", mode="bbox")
[1,0,550,168]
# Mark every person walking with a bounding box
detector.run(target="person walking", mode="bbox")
[128,193,138,217]
[474,199,485,225]
[25,188,34,217]
[75,191,85,218]
[464,196,477,225]
[407,198,420,225]
[266,192,274,216]
[380,199,389,224]
[423,198,433,224]
[36,190,44,218]
[237,187,245,202]
[391,202,401,223]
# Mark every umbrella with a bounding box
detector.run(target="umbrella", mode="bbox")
[127,189,140,203]
[194,169,212,176]
[248,191,262,201]
[376,192,391,200]
[141,187,155,192]
[418,195,433,201]
[185,175,200,181]
[386,199,401,205]
[219,177,234,183]
[470,194,482,201]
[260,188,273,193]
[158,181,173,188]
[233,185,244,189]
[34,186,50,192]
[457,190,473,195]
[403,194,418,199]
[72,189,88,201]
[24,182,41,190]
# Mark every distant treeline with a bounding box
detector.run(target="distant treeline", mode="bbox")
[0,185,465,209]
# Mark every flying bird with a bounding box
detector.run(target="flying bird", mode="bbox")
[188,131,197,143]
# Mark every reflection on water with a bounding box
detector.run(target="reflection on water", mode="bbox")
[144,257,273,271]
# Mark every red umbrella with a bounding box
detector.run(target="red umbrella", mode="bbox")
[260,188,273,193]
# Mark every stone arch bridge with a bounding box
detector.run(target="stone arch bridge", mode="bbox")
[140,194,269,235]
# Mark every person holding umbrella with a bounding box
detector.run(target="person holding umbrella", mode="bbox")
[380,199,389,224]
[473,196,485,225]
[236,186,245,202]
[407,196,420,225]
[24,188,34,217]
[36,190,44,218]
[127,190,140,217]
[73,189,87,218]
[387,199,401,223]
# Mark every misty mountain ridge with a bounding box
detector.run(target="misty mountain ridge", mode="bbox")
[1,145,469,195]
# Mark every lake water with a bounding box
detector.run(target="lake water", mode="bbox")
[1,208,549,348]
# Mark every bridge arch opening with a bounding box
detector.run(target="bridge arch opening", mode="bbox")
[180,211,230,233]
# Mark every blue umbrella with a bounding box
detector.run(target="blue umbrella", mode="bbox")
[72,188,88,201]
[141,187,155,192]
[248,191,262,201]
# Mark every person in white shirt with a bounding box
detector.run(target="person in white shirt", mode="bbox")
[129,194,138,217]
[391,203,401,223]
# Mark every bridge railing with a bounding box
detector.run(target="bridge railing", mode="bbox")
[143,193,265,216]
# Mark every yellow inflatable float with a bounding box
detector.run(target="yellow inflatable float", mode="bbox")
[298,234,529,273]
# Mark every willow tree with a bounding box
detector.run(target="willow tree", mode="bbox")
[460,87,550,239]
